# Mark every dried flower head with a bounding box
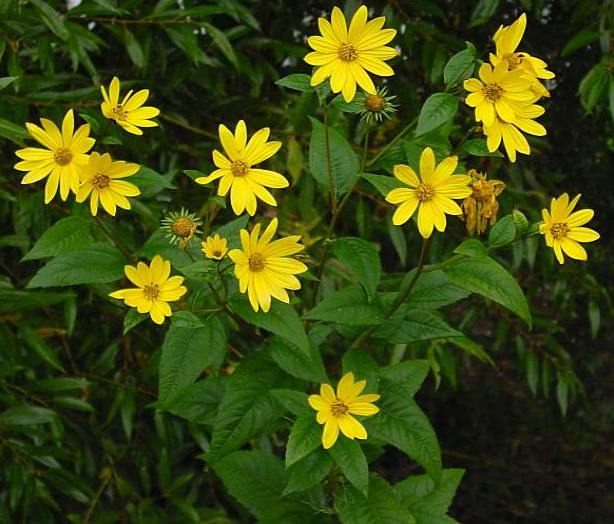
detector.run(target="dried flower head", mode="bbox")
[461,170,506,235]
[161,208,202,250]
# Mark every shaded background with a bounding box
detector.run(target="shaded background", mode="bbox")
[0,0,612,522]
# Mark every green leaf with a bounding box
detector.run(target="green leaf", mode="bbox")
[401,270,470,310]
[329,437,369,496]
[415,93,458,137]
[375,310,463,344]
[380,360,430,396]
[308,117,359,200]
[443,256,531,327]
[342,348,379,393]
[27,243,127,288]
[159,314,227,404]
[443,45,476,87]
[22,216,93,261]
[448,337,495,366]
[131,166,175,189]
[488,215,517,248]
[268,336,327,383]
[562,27,601,57]
[335,474,416,524]
[30,0,70,41]
[0,407,57,426]
[123,308,148,334]
[270,389,310,417]
[201,22,238,69]
[284,449,332,495]
[286,412,322,466]
[123,26,145,68]
[0,76,16,90]
[19,324,65,372]
[462,138,504,158]
[453,239,488,257]
[0,117,31,145]
[525,350,539,396]
[212,450,286,519]
[470,0,500,27]
[276,74,313,92]
[0,288,75,313]
[230,297,310,355]
[332,237,382,302]
[304,284,384,325]
[208,353,286,462]
[177,260,217,283]
[556,372,569,416]
[361,173,403,197]
[163,376,226,426]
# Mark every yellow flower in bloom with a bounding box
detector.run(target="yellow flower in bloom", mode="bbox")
[75,152,140,216]
[14,109,94,204]
[194,120,288,216]
[308,372,380,449]
[228,218,307,312]
[539,194,599,264]
[109,255,187,324]
[101,77,160,136]
[463,62,534,126]
[305,6,397,102]
[490,13,555,89]
[202,234,229,261]
[483,102,547,162]
[385,148,472,239]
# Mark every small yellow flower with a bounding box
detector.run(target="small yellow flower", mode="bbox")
[101,77,160,136]
[76,152,140,216]
[109,255,187,324]
[228,218,307,312]
[539,194,599,264]
[385,147,472,239]
[308,372,380,449]
[463,62,535,126]
[15,109,95,203]
[305,6,397,102]
[202,234,229,261]
[194,120,288,216]
[461,170,505,235]
[483,102,547,162]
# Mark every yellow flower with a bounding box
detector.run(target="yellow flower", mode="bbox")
[490,13,555,84]
[539,194,599,264]
[109,255,187,325]
[308,372,380,449]
[385,147,472,239]
[305,6,397,102]
[463,62,534,126]
[14,109,95,204]
[228,218,307,312]
[202,234,229,261]
[101,77,160,135]
[194,120,288,216]
[483,102,547,162]
[75,152,140,216]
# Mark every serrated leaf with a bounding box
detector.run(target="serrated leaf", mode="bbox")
[332,237,381,302]
[443,256,531,327]
[284,449,332,495]
[375,310,463,343]
[268,336,327,383]
[270,389,310,417]
[443,46,475,87]
[415,93,458,137]
[163,376,226,426]
[401,270,471,310]
[380,360,430,396]
[276,74,313,92]
[488,215,516,248]
[361,172,403,197]
[286,412,322,467]
[131,166,175,189]
[453,239,488,257]
[329,437,369,496]
[27,243,127,288]
[304,284,384,325]
[23,216,93,261]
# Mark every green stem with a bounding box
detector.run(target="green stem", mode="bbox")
[94,216,135,263]
[366,116,418,169]
[323,101,337,214]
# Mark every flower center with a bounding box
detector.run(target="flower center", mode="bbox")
[212,250,222,258]
[483,82,504,101]
[330,401,349,417]
[143,284,159,300]
[503,53,523,71]
[338,43,358,62]
[550,222,569,240]
[365,94,386,112]
[231,160,250,177]
[112,104,127,121]
[415,183,435,202]
[92,173,110,189]
[248,253,266,272]
[54,148,73,166]
[171,217,195,237]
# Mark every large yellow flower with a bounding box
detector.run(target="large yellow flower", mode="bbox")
[109,255,187,324]
[483,102,547,162]
[195,120,288,216]
[15,109,94,204]
[305,6,397,102]
[228,218,307,312]
[539,194,599,264]
[463,62,534,126]
[490,13,555,86]
[308,372,380,450]
[76,152,140,216]
[385,147,472,239]
[101,77,160,136]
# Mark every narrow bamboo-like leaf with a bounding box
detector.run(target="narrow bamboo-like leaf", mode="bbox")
[30,0,70,41]
[201,22,238,68]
